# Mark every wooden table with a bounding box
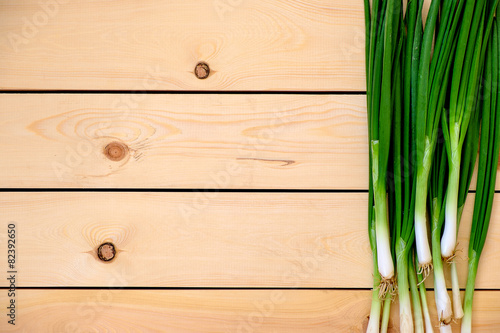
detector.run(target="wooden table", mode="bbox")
[0,1,499,331]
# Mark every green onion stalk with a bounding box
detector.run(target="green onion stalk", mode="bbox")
[392,44,415,333]
[429,138,453,331]
[379,4,405,332]
[365,0,402,302]
[462,11,500,332]
[380,297,393,333]
[372,0,400,295]
[413,0,458,280]
[415,254,434,333]
[367,215,382,333]
[364,1,382,331]
[402,2,430,328]
[408,256,423,333]
[446,75,482,320]
[408,251,434,333]
[387,0,420,329]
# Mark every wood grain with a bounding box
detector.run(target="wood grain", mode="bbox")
[1,289,499,332]
[0,94,368,189]
[2,94,497,189]
[0,192,499,289]
[0,0,365,91]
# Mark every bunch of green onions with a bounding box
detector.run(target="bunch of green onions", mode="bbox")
[364,0,500,331]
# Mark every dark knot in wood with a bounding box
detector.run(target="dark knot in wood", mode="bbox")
[194,62,210,79]
[104,142,128,161]
[97,242,116,262]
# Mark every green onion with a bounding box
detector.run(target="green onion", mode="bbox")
[389,0,419,329]
[462,10,500,332]
[413,0,451,278]
[366,218,382,333]
[372,0,399,291]
[380,297,393,333]
[429,136,453,330]
[365,0,402,302]
[364,0,384,330]
[449,82,482,320]
[409,251,434,333]
[408,255,424,333]
[415,256,434,333]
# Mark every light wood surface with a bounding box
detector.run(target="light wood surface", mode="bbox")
[0,192,498,289]
[0,94,368,189]
[1,289,498,332]
[0,0,365,91]
[1,94,497,189]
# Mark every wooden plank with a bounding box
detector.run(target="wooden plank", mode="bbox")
[2,94,498,190]
[1,289,499,332]
[0,192,499,288]
[0,94,368,189]
[0,0,365,91]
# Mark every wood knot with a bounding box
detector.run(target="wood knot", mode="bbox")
[97,242,116,262]
[194,62,210,79]
[104,142,128,161]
